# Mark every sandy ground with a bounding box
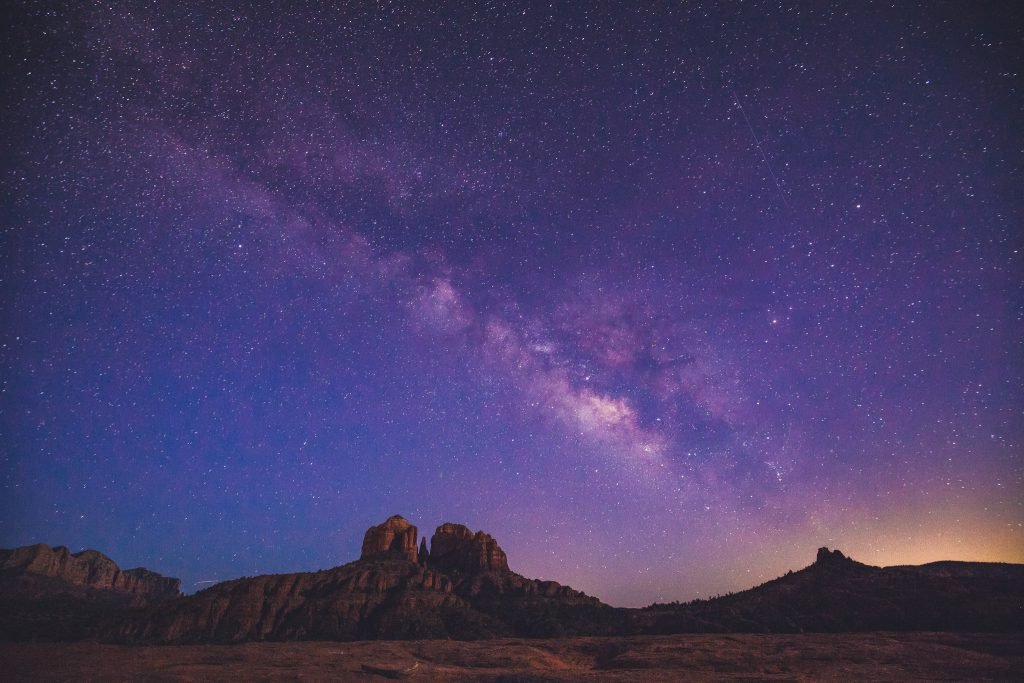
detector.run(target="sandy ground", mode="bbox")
[3,633,1022,681]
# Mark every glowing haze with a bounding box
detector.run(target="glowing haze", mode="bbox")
[2,2,1021,606]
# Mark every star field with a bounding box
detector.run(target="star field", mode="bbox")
[2,1,1022,606]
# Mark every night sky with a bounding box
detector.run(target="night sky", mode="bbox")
[3,2,1022,607]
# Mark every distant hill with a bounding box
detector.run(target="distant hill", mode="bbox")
[3,525,1022,642]
[0,543,180,640]
[634,548,1024,633]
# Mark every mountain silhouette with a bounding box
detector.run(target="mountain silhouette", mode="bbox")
[2,522,1021,643]
[635,547,1024,633]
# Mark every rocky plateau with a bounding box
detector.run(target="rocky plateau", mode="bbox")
[2,517,1022,644]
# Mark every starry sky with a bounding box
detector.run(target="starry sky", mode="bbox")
[2,2,1022,607]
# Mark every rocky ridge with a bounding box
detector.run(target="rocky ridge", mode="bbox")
[0,543,180,602]
[0,543,181,641]
[109,516,608,643]
[4,529,1022,643]
[637,547,1024,633]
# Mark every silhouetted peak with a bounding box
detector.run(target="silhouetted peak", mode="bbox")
[816,547,849,565]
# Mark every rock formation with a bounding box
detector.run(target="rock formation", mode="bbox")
[429,523,509,573]
[417,538,429,566]
[360,515,419,563]
[815,547,851,565]
[106,515,607,643]
[5,531,1024,643]
[0,543,180,601]
[0,543,181,641]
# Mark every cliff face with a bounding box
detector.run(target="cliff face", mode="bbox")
[0,544,180,602]
[360,516,419,564]
[109,517,608,643]
[430,523,509,574]
[114,560,462,642]
[0,543,181,641]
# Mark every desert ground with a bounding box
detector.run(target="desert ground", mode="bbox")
[3,633,1022,681]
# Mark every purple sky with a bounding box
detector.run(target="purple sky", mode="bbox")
[3,2,1022,606]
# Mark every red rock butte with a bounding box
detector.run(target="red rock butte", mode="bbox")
[360,516,510,574]
[430,522,509,573]
[360,515,419,563]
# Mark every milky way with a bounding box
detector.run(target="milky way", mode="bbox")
[3,2,1022,606]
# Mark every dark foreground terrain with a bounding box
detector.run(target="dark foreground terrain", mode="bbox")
[4,633,1023,681]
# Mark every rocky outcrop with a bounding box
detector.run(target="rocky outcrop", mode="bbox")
[430,523,509,574]
[816,547,852,566]
[106,515,607,643]
[360,515,419,563]
[0,543,180,602]
[0,543,181,641]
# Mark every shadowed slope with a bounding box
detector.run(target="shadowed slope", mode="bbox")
[108,517,611,643]
[636,548,1024,633]
[0,544,180,641]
